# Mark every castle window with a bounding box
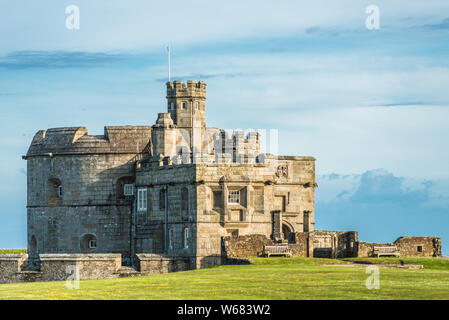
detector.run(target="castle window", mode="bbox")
[80,234,97,252]
[182,102,187,110]
[116,176,134,198]
[417,246,423,252]
[160,188,167,210]
[228,190,240,204]
[169,228,174,250]
[181,187,189,214]
[46,178,62,201]
[123,184,134,196]
[195,101,199,111]
[88,239,97,249]
[30,235,37,253]
[183,227,189,249]
[137,188,147,212]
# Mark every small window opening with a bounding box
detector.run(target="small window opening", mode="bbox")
[228,190,240,204]
[88,239,97,249]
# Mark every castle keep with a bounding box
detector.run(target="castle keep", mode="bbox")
[23,80,316,268]
[0,80,441,283]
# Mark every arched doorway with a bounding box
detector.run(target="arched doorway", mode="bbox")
[282,223,293,242]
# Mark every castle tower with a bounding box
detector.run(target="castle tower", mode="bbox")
[166,80,206,129]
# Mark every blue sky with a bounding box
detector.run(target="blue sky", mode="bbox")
[0,1,448,254]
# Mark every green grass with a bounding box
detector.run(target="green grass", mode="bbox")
[0,249,27,254]
[1,256,449,300]
[342,256,449,270]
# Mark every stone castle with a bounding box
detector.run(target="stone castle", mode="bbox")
[0,80,442,283]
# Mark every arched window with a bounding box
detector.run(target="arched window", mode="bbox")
[46,178,62,201]
[30,235,37,252]
[181,187,189,215]
[183,227,189,249]
[169,228,174,250]
[160,188,166,210]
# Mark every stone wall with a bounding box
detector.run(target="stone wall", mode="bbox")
[394,237,441,257]
[357,237,442,257]
[0,253,191,284]
[223,234,274,258]
[0,255,29,283]
[137,254,191,275]
[222,231,358,259]
[357,241,389,257]
[308,230,358,258]
[0,254,122,284]
[25,126,153,261]
[195,156,316,268]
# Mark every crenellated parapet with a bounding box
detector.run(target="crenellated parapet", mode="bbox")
[166,80,207,99]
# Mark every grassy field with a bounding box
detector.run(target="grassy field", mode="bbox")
[0,256,448,300]
[0,249,27,254]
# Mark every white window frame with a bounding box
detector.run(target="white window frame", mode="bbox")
[184,228,189,249]
[57,185,63,198]
[88,239,97,249]
[228,190,240,204]
[137,188,147,212]
[124,184,134,196]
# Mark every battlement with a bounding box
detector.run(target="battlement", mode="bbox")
[25,126,152,157]
[166,80,207,98]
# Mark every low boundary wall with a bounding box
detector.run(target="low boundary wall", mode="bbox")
[0,253,192,284]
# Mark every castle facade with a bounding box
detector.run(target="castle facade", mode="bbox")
[24,80,317,268]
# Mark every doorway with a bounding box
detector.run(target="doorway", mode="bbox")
[282,223,292,241]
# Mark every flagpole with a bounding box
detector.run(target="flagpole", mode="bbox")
[167,45,171,82]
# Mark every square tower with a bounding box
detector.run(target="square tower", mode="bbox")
[166,80,206,129]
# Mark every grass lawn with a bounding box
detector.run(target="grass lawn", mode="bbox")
[0,257,448,300]
[0,249,27,254]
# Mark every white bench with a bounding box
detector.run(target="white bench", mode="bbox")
[263,245,292,257]
[373,246,400,257]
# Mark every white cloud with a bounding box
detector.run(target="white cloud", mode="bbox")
[1,0,449,53]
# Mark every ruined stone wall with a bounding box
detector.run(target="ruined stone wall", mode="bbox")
[223,234,274,258]
[357,241,392,257]
[222,231,357,259]
[394,237,442,257]
[357,237,442,257]
[308,230,358,258]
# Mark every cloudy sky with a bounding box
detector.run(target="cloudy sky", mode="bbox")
[0,1,448,254]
